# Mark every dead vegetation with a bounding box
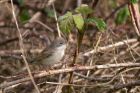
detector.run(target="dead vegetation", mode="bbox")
[0,0,140,93]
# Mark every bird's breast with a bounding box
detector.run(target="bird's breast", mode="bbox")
[42,44,66,65]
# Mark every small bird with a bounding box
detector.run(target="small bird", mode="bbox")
[31,37,66,66]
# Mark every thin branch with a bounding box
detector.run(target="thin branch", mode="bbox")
[52,3,61,37]
[10,0,40,93]
[128,2,140,36]
[109,42,139,63]
[104,2,128,21]
[108,80,140,92]
[84,38,137,57]
[1,62,140,88]
[34,20,54,32]
[0,38,138,59]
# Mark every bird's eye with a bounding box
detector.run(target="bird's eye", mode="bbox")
[60,42,63,44]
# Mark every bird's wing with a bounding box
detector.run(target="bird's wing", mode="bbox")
[30,48,55,64]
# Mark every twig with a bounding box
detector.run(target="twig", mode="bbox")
[77,0,82,6]
[34,20,54,32]
[0,0,9,3]
[128,2,140,36]
[47,0,56,6]
[1,62,140,88]
[52,3,61,37]
[82,33,102,92]
[104,2,128,21]
[84,38,137,57]
[10,0,40,93]
[108,80,140,92]
[0,37,18,46]
[0,49,42,55]
[0,38,138,58]
[62,0,71,13]
[109,42,139,63]
[90,0,99,9]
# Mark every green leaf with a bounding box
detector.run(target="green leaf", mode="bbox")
[44,8,54,18]
[58,12,74,33]
[20,9,30,22]
[85,18,106,31]
[75,4,93,16]
[109,0,117,8]
[73,14,84,31]
[115,7,129,24]
[17,0,24,6]
[130,0,138,3]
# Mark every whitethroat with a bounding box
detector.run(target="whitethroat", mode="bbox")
[31,37,66,66]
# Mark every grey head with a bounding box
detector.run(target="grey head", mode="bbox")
[50,37,66,48]
[30,37,66,66]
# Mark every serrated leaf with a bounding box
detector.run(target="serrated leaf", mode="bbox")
[130,0,138,3]
[20,9,30,22]
[115,7,129,24]
[75,4,93,16]
[58,12,74,33]
[73,14,84,31]
[85,18,106,31]
[58,12,72,21]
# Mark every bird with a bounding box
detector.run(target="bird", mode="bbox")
[30,37,67,66]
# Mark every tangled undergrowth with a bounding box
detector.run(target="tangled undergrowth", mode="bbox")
[0,0,140,93]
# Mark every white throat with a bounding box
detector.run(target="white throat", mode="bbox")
[43,44,66,65]
[56,44,66,57]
